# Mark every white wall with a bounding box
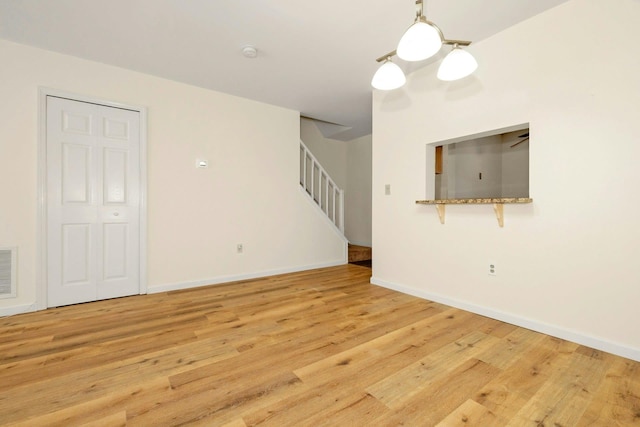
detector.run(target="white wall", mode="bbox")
[346,134,372,247]
[372,0,640,361]
[0,39,346,314]
[300,118,348,189]
[300,118,372,246]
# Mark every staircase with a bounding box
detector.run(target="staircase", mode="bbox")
[300,140,372,268]
[299,140,344,233]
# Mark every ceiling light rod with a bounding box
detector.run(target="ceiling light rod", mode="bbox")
[411,0,472,39]
[415,0,423,19]
[412,0,471,41]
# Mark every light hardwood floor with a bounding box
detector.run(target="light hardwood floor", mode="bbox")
[1,265,639,426]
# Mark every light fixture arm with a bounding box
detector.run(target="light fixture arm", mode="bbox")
[376,51,397,63]
[443,39,471,47]
[375,38,471,63]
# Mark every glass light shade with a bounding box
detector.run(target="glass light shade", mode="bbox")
[396,20,442,62]
[437,47,478,81]
[371,60,406,90]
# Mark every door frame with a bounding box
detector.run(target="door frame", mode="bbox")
[37,87,148,310]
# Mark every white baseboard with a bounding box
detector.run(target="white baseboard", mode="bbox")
[148,260,347,294]
[371,276,640,363]
[0,303,38,317]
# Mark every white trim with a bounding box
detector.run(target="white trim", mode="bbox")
[0,303,37,317]
[426,122,529,147]
[37,87,148,310]
[371,276,640,362]
[148,260,347,294]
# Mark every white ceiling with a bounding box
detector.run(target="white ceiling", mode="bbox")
[0,0,568,140]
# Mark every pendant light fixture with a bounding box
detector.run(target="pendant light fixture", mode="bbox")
[396,2,442,62]
[371,56,407,91]
[372,0,478,90]
[437,43,478,81]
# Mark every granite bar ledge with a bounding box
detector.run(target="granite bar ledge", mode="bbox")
[416,198,533,205]
[416,198,533,227]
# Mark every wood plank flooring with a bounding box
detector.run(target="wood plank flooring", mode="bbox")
[1,264,639,426]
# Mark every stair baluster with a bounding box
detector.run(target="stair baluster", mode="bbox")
[299,140,344,233]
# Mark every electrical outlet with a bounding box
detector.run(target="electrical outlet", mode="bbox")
[385,184,391,195]
[488,263,496,276]
[237,243,243,254]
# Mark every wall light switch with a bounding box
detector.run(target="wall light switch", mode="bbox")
[196,159,208,168]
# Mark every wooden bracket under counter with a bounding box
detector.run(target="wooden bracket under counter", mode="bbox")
[415,198,533,227]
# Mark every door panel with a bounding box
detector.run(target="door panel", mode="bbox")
[63,110,92,135]
[61,143,92,204]
[104,117,129,140]
[103,149,128,204]
[103,223,127,280]
[47,96,141,307]
[61,223,91,285]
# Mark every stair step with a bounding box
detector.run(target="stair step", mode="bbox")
[348,244,372,262]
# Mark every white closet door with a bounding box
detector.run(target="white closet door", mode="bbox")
[47,96,141,307]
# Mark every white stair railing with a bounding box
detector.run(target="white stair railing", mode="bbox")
[299,140,344,233]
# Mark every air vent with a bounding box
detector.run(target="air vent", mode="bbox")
[0,247,17,298]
